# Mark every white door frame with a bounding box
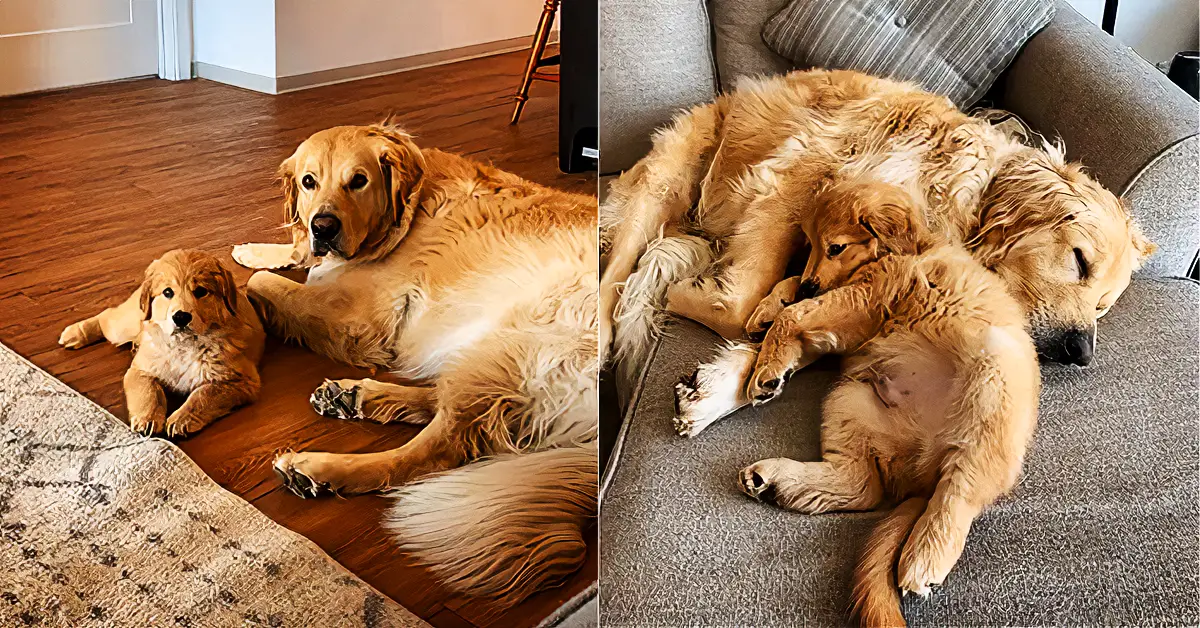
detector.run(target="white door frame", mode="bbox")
[157,0,192,80]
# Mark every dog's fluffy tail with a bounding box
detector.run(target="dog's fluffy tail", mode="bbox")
[382,445,597,610]
[612,234,712,380]
[851,497,927,628]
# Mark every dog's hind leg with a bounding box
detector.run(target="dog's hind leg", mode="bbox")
[739,379,884,513]
[673,341,757,438]
[600,101,723,363]
[309,378,436,424]
[59,286,144,349]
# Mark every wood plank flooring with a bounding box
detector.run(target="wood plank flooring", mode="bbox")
[0,48,596,628]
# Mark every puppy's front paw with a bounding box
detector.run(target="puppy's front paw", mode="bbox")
[310,380,363,420]
[747,362,789,405]
[745,297,785,341]
[129,413,166,436]
[164,413,205,439]
[739,460,780,503]
[58,323,93,349]
[273,452,333,498]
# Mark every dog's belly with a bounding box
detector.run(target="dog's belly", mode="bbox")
[852,333,958,435]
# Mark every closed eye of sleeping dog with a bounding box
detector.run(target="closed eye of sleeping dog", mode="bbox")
[59,249,265,437]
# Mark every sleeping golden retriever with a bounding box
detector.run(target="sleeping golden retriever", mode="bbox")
[231,124,597,608]
[59,249,264,437]
[599,69,1152,375]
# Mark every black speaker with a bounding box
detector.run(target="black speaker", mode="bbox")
[559,0,598,173]
[1168,51,1199,100]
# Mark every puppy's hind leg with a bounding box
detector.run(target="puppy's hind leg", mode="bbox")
[740,379,883,513]
[310,378,436,424]
[60,286,144,349]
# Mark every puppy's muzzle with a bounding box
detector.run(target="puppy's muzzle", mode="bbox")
[172,311,193,328]
[1038,328,1095,366]
[310,213,341,256]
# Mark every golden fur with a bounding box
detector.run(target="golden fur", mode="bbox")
[600,69,1153,372]
[231,124,598,609]
[59,249,264,437]
[740,183,1040,627]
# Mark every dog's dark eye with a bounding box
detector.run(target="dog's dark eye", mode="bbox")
[827,243,846,257]
[162,288,174,299]
[193,287,209,298]
[301,174,317,190]
[1074,248,1089,281]
[348,173,368,190]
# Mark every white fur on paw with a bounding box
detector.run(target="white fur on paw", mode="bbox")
[671,344,757,438]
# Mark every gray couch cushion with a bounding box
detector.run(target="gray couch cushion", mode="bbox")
[708,0,794,90]
[601,278,1199,626]
[599,0,718,174]
[1125,136,1200,279]
[762,0,1056,108]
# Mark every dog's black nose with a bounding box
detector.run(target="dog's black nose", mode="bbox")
[311,214,341,240]
[172,311,193,328]
[1061,329,1094,366]
[797,280,819,301]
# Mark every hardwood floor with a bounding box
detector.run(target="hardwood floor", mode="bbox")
[0,48,596,628]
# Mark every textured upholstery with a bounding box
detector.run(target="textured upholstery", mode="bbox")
[1002,2,1200,194]
[762,0,1056,107]
[598,0,718,174]
[708,0,793,90]
[1124,136,1200,279]
[600,278,1200,626]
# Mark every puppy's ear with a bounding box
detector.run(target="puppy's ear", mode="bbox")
[859,201,915,253]
[214,263,240,317]
[371,124,426,235]
[137,260,161,321]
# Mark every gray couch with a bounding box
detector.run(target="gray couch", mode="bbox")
[599,1,1199,625]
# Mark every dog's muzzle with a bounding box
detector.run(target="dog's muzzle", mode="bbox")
[1037,327,1095,366]
[310,213,341,257]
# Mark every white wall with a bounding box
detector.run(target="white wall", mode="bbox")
[1067,0,1199,65]
[192,0,276,77]
[273,0,546,77]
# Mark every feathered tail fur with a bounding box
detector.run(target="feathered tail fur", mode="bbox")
[851,497,927,628]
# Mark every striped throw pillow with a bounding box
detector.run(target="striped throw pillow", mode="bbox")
[761,0,1056,107]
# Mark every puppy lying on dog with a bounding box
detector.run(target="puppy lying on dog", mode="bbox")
[738,183,1040,627]
[60,249,264,437]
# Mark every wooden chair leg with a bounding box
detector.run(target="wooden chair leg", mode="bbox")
[511,0,559,125]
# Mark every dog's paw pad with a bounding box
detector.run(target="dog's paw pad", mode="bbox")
[273,457,329,498]
[739,465,777,503]
[309,380,362,420]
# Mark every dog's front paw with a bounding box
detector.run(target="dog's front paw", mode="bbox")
[309,380,363,420]
[745,297,785,341]
[273,452,334,498]
[129,413,166,436]
[164,413,206,439]
[233,243,296,270]
[58,323,92,349]
[747,362,789,405]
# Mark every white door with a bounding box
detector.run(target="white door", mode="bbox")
[0,0,160,97]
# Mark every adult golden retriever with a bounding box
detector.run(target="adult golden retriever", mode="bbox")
[599,69,1152,376]
[232,124,597,608]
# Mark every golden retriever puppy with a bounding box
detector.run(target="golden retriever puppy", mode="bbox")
[741,239,1039,628]
[232,124,597,609]
[59,249,264,437]
[600,69,1153,372]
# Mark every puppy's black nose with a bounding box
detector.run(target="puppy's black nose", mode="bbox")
[1061,329,1094,366]
[172,311,193,328]
[797,280,819,301]
[311,214,341,240]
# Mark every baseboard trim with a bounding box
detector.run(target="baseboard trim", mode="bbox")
[193,62,277,94]
[274,33,553,93]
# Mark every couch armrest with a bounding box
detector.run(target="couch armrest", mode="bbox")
[1002,2,1198,192]
[1002,2,1199,277]
[599,0,718,174]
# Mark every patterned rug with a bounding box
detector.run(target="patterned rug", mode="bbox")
[0,343,428,628]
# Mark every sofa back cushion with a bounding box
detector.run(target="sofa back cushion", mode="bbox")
[761,0,1056,107]
[709,0,795,90]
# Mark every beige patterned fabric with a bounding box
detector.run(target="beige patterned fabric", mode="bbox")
[0,343,428,628]
[762,0,1056,107]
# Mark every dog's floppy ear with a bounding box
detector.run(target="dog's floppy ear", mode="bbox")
[1129,218,1156,268]
[370,124,426,235]
[278,153,299,230]
[137,260,162,321]
[214,263,240,317]
[858,193,919,254]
